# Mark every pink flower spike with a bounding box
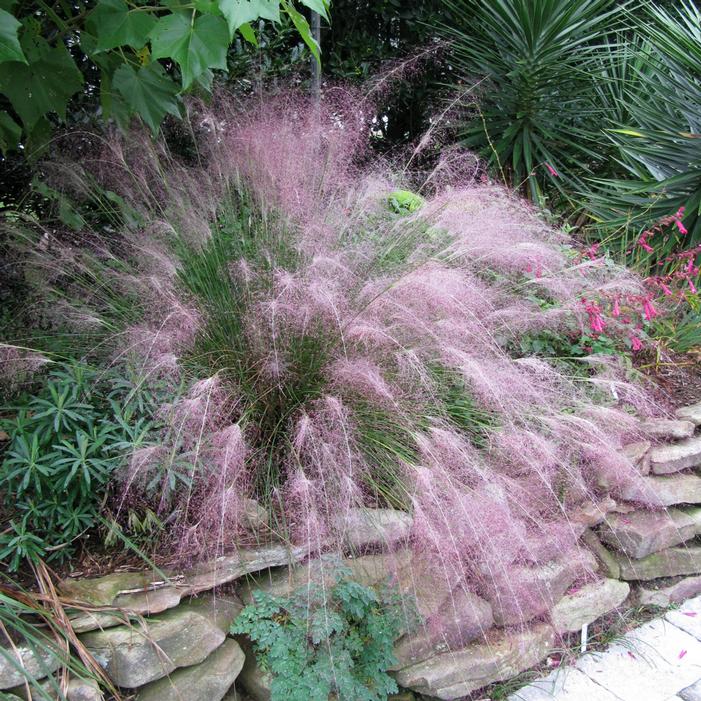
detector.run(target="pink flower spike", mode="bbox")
[660,283,673,296]
[631,336,643,352]
[643,298,658,321]
[683,612,698,617]
[679,649,688,660]
[545,162,559,177]
[612,298,620,317]
[676,219,688,235]
[690,278,697,295]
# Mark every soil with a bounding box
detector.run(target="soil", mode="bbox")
[642,349,701,408]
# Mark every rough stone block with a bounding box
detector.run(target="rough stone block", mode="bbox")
[395,624,555,700]
[136,638,245,701]
[482,550,597,626]
[0,641,61,690]
[623,441,651,474]
[335,507,412,550]
[640,418,695,441]
[636,575,701,607]
[649,437,701,475]
[677,402,701,426]
[615,545,701,581]
[551,579,629,633]
[79,594,239,688]
[61,544,308,617]
[598,508,698,559]
[581,529,620,579]
[391,588,493,669]
[620,474,701,505]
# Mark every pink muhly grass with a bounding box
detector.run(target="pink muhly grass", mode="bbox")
[22,91,669,639]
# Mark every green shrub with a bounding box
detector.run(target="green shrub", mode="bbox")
[0,363,160,569]
[232,562,406,701]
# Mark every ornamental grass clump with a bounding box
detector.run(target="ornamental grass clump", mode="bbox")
[3,92,661,624]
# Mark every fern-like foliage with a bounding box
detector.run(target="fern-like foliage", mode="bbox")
[232,562,406,701]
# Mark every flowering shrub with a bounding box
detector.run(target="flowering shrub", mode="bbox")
[575,209,700,353]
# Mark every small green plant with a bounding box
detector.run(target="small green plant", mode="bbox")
[232,563,405,701]
[0,363,160,570]
[387,189,425,214]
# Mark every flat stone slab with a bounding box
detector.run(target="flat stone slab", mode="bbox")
[239,550,413,604]
[666,596,701,640]
[136,638,244,701]
[395,624,555,700]
[616,546,701,581]
[506,667,620,700]
[61,544,308,621]
[574,618,701,700]
[551,579,629,634]
[677,402,701,426]
[598,508,698,559]
[620,474,701,506]
[640,419,695,441]
[650,437,701,475]
[680,678,701,701]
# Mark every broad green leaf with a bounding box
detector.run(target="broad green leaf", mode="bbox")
[238,21,257,46]
[0,37,83,129]
[217,0,280,40]
[91,0,157,51]
[112,62,181,134]
[149,12,229,89]
[0,8,26,64]
[100,66,131,129]
[0,109,20,152]
[193,0,221,13]
[299,0,329,21]
[282,1,318,64]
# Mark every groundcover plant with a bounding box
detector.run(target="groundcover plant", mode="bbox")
[2,91,663,633]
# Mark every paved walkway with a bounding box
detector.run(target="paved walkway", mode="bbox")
[508,596,701,701]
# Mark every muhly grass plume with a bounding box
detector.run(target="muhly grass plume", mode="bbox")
[7,92,668,633]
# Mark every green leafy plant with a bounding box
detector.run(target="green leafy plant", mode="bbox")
[232,563,406,701]
[585,1,701,250]
[0,0,329,152]
[387,189,425,214]
[0,363,160,570]
[439,0,619,202]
